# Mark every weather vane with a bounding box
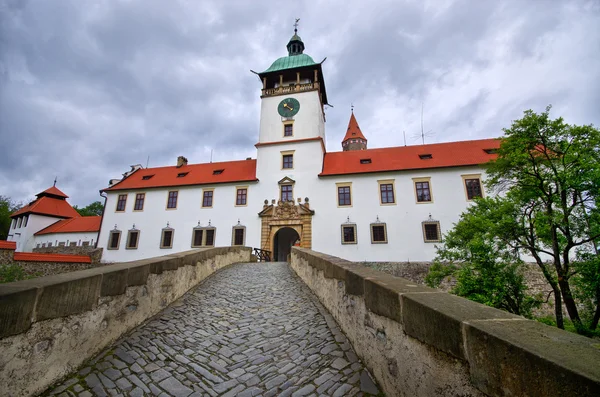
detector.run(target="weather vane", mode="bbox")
[351,103,354,113]
[53,176,57,187]
[294,18,300,33]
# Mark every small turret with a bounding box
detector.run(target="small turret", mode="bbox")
[342,110,367,151]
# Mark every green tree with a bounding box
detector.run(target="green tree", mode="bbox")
[0,196,22,240]
[484,106,599,332]
[426,197,541,318]
[74,201,104,217]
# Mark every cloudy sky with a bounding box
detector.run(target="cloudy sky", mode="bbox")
[1,0,599,207]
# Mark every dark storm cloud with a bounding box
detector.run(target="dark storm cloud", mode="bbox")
[1,0,599,206]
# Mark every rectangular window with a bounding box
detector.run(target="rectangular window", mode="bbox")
[415,181,431,202]
[69,242,77,247]
[192,229,204,247]
[337,186,352,206]
[127,230,139,249]
[284,124,293,137]
[465,178,483,200]
[42,243,46,248]
[58,242,66,247]
[17,217,22,228]
[116,194,127,211]
[341,225,357,244]
[12,219,16,229]
[23,215,28,228]
[134,193,145,211]
[282,154,294,169]
[108,231,121,250]
[203,190,214,207]
[236,188,247,206]
[82,241,90,247]
[281,185,293,202]
[232,227,245,246]
[423,222,441,242]
[371,224,388,244]
[167,191,178,209]
[161,229,174,249]
[380,184,395,204]
[205,229,215,246]
[48,242,53,247]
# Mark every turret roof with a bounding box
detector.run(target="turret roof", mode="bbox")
[342,112,367,142]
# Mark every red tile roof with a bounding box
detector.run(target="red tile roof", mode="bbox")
[342,112,367,142]
[14,252,91,263]
[35,216,101,236]
[0,241,16,250]
[11,196,81,219]
[39,186,69,198]
[320,138,501,176]
[104,159,258,191]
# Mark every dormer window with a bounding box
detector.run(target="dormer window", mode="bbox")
[177,172,189,178]
[360,159,372,164]
[484,148,498,154]
[419,154,433,160]
[142,175,154,180]
[213,169,224,175]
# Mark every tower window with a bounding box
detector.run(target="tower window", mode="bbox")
[282,154,294,169]
[284,124,293,137]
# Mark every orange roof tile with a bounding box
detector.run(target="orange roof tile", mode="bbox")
[0,241,16,250]
[35,216,101,236]
[342,112,367,142]
[321,138,501,176]
[11,196,81,219]
[14,252,91,263]
[104,159,258,191]
[39,186,69,198]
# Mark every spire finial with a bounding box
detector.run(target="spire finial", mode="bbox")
[351,103,354,113]
[294,18,300,34]
[53,177,57,187]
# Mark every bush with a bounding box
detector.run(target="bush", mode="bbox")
[0,263,31,283]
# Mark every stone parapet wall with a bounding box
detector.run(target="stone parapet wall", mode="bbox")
[0,248,13,264]
[17,260,105,278]
[0,246,251,397]
[33,246,103,263]
[291,248,600,397]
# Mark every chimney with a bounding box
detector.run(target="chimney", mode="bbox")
[177,156,188,168]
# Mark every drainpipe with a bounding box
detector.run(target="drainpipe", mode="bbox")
[95,190,108,249]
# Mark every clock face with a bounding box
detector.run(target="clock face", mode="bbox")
[277,98,300,118]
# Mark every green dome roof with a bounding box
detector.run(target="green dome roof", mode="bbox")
[262,53,317,74]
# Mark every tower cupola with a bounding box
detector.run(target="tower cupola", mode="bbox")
[286,21,305,55]
[342,110,368,151]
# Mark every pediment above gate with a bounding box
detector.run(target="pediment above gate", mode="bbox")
[278,176,296,185]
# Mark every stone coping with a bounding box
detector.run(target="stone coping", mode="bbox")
[0,247,251,339]
[292,247,600,397]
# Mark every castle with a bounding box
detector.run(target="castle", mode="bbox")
[10,29,499,263]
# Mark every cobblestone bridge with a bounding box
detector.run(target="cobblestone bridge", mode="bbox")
[44,262,381,397]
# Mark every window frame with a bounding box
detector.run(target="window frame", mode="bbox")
[336,182,353,207]
[280,184,294,202]
[283,121,294,137]
[126,229,140,250]
[17,217,22,228]
[370,223,388,244]
[377,179,396,205]
[107,230,122,250]
[191,226,216,247]
[23,215,28,228]
[133,193,146,211]
[166,190,179,210]
[281,150,295,170]
[202,188,214,208]
[160,228,174,249]
[462,174,484,201]
[235,186,248,207]
[422,221,442,243]
[413,177,434,204]
[231,226,246,246]
[341,224,358,245]
[115,194,128,212]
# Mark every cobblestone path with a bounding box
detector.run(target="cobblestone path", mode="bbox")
[44,262,381,397]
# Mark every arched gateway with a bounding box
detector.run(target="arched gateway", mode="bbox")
[258,198,314,261]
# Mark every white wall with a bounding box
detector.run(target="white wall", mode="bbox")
[7,214,63,252]
[311,166,487,262]
[258,90,325,143]
[99,182,261,262]
[34,231,98,248]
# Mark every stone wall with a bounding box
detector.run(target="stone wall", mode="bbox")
[16,260,105,278]
[291,248,600,397]
[0,248,13,264]
[33,246,103,263]
[0,246,251,397]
